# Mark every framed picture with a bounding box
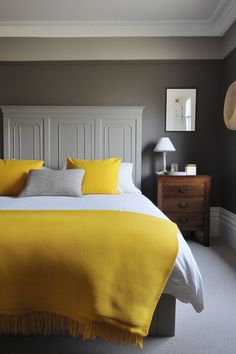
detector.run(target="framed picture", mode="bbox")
[165,88,197,132]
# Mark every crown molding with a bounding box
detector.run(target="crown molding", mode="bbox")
[210,0,236,35]
[0,1,235,38]
[0,20,219,37]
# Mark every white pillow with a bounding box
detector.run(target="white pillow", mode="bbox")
[118,163,141,194]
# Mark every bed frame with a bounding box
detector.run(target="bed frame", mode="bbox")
[1,106,176,342]
[0,295,175,353]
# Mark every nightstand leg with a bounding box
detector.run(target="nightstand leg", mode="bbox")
[190,231,195,238]
[203,230,210,247]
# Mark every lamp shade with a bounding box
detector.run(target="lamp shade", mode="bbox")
[154,137,176,152]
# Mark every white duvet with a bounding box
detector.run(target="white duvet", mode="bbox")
[0,194,204,313]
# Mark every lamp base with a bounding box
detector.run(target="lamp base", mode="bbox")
[155,170,168,175]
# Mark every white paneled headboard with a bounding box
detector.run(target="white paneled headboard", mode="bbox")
[2,106,144,187]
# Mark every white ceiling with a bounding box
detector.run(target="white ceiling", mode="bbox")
[0,0,235,37]
[0,0,225,21]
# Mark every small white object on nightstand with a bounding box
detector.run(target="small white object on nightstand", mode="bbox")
[168,171,187,176]
[185,164,197,175]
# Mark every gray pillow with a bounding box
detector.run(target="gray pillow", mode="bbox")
[19,169,85,197]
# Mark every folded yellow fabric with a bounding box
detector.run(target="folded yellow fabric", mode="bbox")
[0,210,178,348]
[67,158,121,195]
[0,159,44,196]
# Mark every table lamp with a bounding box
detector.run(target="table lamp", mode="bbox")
[154,137,176,174]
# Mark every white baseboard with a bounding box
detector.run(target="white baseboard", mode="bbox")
[210,207,236,250]
[219,208,236,250]
[210,207,221,238]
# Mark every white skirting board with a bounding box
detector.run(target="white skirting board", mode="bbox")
[210,207,221,238]
[210,207,236,250]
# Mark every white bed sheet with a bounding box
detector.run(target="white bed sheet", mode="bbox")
[0,194,204,313]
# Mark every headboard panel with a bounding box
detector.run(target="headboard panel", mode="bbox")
[2,106,144,187]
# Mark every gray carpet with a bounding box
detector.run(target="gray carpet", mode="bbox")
[1,239,236,354]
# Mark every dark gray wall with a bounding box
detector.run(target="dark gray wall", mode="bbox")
[0,60,222,204]
[221,49,236,213]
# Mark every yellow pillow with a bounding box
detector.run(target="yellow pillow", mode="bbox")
[67,158,121,195]
[0,159,44,196]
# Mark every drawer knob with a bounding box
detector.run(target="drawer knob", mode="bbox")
[178,202,189,209]
[178,186,190,193]
[178,217,189,224]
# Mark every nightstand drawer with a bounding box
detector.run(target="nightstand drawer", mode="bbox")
[163,198,205,212]
[163,183,205,197]
[165,212,204,227]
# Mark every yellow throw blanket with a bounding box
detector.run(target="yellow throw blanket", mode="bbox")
[0,210,178,348]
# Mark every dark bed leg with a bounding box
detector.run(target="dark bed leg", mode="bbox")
[148,294,176,337]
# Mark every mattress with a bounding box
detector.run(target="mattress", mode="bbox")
[0,193,204,313]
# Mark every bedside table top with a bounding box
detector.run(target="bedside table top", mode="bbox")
[156,175,212,179]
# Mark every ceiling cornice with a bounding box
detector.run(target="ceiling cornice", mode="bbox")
[0,0,235,38]
[210,0,236,35]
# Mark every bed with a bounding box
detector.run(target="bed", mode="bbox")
[0,106,204,349]
[0,193,204,314]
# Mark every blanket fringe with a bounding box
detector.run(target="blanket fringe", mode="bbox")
[0,312,143,349]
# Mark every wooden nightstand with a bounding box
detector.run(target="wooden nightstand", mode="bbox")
[157,175,212,246]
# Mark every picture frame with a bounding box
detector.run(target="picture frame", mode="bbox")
[165,88,197,132]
